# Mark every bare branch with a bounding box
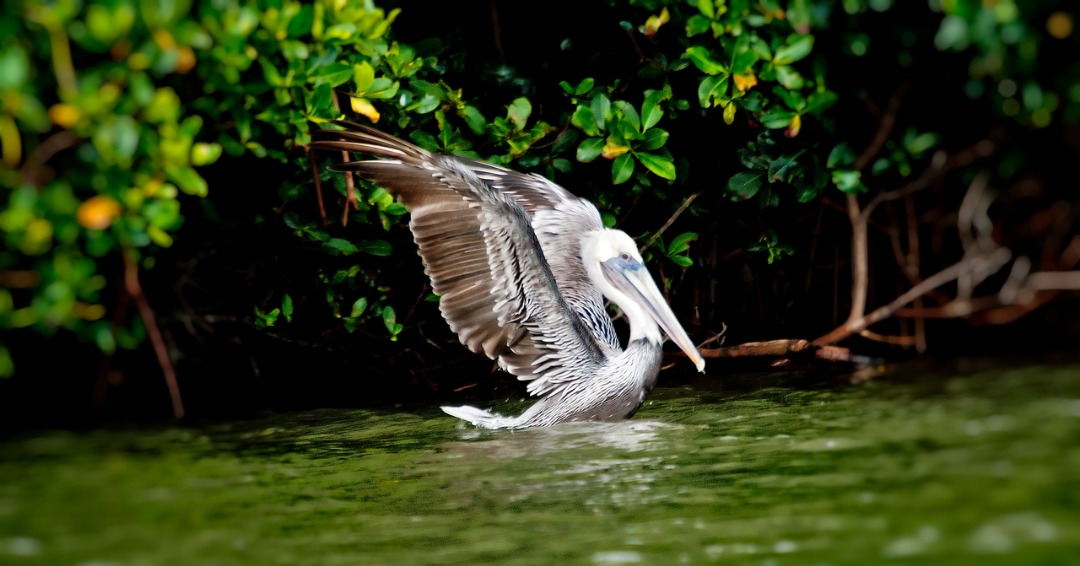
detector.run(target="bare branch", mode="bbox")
[854,85,908,171]
[642,193,699,251]
[124,250,185,418]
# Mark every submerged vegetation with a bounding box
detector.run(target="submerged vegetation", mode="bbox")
[1,0,1078,419]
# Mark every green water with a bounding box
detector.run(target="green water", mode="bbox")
[2,363,1079,565]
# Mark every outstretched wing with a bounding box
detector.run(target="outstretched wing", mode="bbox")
[308,122,617,396]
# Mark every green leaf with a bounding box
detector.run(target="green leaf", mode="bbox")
[166,166,208,197]
[0,344,14,378]
[641,128,669,151]
[591,94,611,131]
[191,143,222,167]
[365,78,399,100]
[408,93,440,114]
[906,132,940,156]
[727,171,765,199]
[760,109,797,129]
[577,138,604,163]
[282,294,294,323]
[827,142,856,168]
[612,153,635,185]
[773,35,815,65]
[322,238,359,255]
[668,232,699,255]
[254,307,280,328]
[458,105,487,135]
[768,151,803,182]
[357,240,392,256]
[773,84,803,111]
[685,46,727,75]
[574,77,595,95]
[670,255,694,268]
[308,83,333,112]
[382,306,400,336]
[507,97,532,130]
[641,90,668,131]
[614,100,641,132]
[92,116,140,167]
[636,152,676,180]
[935,15,969,51]
[697,0,715,19]
[259,57,286,87]
[803,91,838,115]
[0,45,29,91]
[383,202,407,216]
[731,45,758,75]
[773,65,807,89]
[287,4,314,37]
[350,297,368,318]
[354,61,376,93]
[697,76,728,108]
[572,105,599,136]
[278,39,308,61]
[311,62,353,87]
[797,184,822,203]
[409,130,439,151]
[686,14,711,36]
[552,129,579,153]
[750,37,773,61]
[831,169,867,194]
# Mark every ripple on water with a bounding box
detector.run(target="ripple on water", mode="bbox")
[1,361,1079,564]
[592,550,642,563]
[967,512,1059,554]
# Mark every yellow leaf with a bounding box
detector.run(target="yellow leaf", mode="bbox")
[147,224,174,247]
[176,47,196,74]
[785,114,802,138]
[48,103,81,128]
[143,178,162,196]
[128,52,151,70]
[643,7,670,37]
[602,141,630,159]
[0,115,21,166]
[72,301,107,321]
[723,102,736,125]
[1047,12,1073,39]
[77,195,122,230]
[733,72,758,92]
[152,28,176,50]
[350,97,381,123]
[22,218,53,255]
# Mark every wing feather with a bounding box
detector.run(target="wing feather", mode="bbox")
[309,123,615,395]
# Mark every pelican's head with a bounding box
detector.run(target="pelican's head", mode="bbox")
[583,230,706,373]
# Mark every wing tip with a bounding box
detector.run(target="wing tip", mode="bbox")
[441,405,513,429]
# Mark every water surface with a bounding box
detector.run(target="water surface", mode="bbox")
[2,362,1079,564]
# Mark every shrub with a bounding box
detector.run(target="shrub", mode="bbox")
[2,0,1077,410]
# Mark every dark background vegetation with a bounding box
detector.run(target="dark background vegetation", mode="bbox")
[2,0,1078,429]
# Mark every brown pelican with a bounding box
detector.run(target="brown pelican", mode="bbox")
[309,122,705,429]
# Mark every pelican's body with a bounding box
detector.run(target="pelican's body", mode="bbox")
[309,122,704,429]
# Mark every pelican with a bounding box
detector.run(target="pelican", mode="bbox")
[309,122,705,429]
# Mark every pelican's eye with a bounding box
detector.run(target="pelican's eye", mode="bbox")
[619,252,631,261]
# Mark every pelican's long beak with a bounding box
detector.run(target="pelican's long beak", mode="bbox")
[603,258,706,373]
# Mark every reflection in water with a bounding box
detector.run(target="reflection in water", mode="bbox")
[0,362,1079,564]
[443,420,673,457]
